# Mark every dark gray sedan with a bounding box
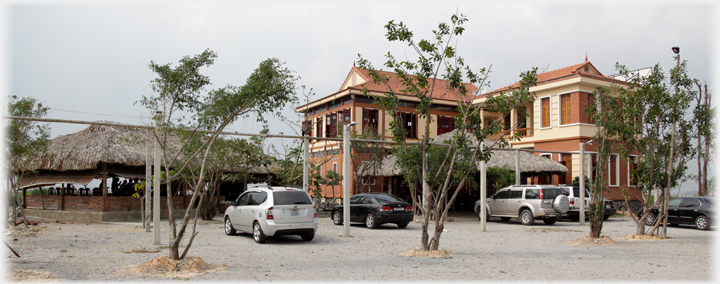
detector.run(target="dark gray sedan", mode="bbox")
[331,193,413,229]
[645,197,714,230]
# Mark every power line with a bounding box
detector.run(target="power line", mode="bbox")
[48,108,148,119]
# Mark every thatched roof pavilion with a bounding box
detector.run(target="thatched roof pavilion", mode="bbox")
[17,123,275,189]
[19,124,152,172]
[16,123,174,189]
[358,129,568,176]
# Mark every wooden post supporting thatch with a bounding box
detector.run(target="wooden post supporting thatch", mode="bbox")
[102,162,108,196]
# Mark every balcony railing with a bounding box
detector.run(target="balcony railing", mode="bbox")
[489,128,534,140]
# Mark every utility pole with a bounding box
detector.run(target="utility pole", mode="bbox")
[153,111,162,245]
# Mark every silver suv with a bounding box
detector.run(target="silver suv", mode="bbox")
[474,185,569,225]
[558,186,617,221]
[224,186,318,243]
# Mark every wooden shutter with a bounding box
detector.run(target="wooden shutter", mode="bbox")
[561,94,571,125]
[543,98,550,127]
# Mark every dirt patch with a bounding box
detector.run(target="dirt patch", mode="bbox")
[124,248,161,254]
[7,225,57,238]
[529,228,583,233]
[9,269,60,281]
[127,256,224,278]
[570,236,618,245]
[621,234,669,241]
[402,249,453,257]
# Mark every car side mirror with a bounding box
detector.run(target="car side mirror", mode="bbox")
[229,201,236,206]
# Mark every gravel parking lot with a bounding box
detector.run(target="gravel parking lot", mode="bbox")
[4,214,715,282]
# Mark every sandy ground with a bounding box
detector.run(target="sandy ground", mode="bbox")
[3,214,716,282]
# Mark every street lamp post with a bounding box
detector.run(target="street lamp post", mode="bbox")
[343,121,357,237]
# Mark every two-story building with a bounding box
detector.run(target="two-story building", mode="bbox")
[476,60,642,209]
[296,65,476,201]
[297,60,642,211]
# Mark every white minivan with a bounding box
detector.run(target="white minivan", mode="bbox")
[224,186,318,243]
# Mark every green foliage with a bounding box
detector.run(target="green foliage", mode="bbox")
[6,95,51,173]
[486,167,515,191]
[356,12,537,251]
[569,176,591,189]
[590,61,700,237]
[138,49,299,260]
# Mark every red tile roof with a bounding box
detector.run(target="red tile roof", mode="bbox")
[347,66,478,102]
[484,61,621,95]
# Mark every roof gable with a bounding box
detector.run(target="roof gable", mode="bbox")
[342,66,477,102]
[485,61,618,95]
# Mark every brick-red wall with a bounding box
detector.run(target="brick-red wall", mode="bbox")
[25,195,200,212]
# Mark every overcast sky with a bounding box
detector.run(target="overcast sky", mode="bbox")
[3,0,717,194]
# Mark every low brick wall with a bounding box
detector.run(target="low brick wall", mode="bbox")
[25,196,198,212]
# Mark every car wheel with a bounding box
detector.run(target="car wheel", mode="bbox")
[695,215,710,230]
[224,217,236,235]
[500,217,511,222]
[365,213,377,229]
[253,222,267,243]
[397,222,409,228]
[301,233,315,241]
[543,217,557,225]
[332,211,343,225]
[645,213,656,226]
[520,209,534,226]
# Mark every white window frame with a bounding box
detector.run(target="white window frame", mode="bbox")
[540,153,552,160]
[539,95,553,129]
[362,176,376,185]
[627,155,637,187]
[608,154,619,187]
[332,162,338,173]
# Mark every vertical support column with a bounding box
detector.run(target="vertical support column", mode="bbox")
[101,163,107,196]
[153,111,162,245]
[303,137,309,193]
[342,122,356,237]
[480,160,487,232]
[579,143,586,225]
[515,149,521,185]
[145,128,152,232]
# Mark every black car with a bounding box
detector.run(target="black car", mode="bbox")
[645,197,714,230]
[331,193,413,229]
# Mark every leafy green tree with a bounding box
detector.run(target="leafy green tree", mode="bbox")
[593,61,698,238]
[693,82,713,196]
[486,167,515,193]
[139,49,298,259]
[6,95,50,227]
[357,13,537,251]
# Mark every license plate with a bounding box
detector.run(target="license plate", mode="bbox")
[605,205,611,209]
[291,209,299,216]
[395,207,404,211]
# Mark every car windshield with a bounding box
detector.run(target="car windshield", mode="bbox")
[273,191,312,205]
[372,194,404,204]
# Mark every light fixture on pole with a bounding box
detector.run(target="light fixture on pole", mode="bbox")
[342,121,357,237]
